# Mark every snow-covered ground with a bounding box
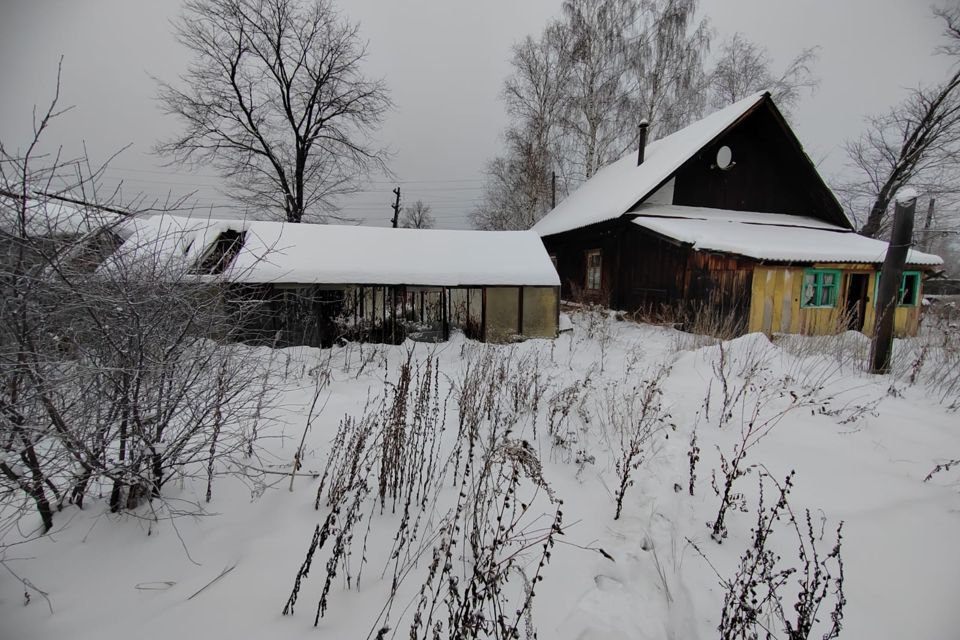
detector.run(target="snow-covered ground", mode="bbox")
[2,312,959,639]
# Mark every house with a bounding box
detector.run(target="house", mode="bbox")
[534,91,942,337]
[104,215,560,346]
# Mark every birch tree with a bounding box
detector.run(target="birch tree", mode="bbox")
[625,0,712,140]
[709,33,819,117]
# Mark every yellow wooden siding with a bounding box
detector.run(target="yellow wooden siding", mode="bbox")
[748,266,922,337]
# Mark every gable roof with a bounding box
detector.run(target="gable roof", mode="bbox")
[107,215,561,287]
[533,91,849,237]
[630,204,942,266]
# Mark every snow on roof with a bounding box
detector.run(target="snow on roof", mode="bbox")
[0,197,118,238]
[110,215,561,287]
[533,91,768,237]
[630,205,943,266]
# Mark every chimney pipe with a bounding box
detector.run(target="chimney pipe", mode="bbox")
[637,119,650,166]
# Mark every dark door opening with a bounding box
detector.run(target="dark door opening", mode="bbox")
[845,273,869,332]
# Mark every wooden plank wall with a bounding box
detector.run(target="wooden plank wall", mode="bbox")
[748,266,922,336]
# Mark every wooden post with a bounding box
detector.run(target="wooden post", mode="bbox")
[517,287,524,337]
[870,189,917,374]
[481,288,487,342]
[551,171,556,209]
[442,288,450,341]
[921,198,935,252]
[391,286,397,343]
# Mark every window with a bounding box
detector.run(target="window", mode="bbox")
[874,270,921,307]
[801,269,840,308]
[585,249,602,291]
[899,271,920,306]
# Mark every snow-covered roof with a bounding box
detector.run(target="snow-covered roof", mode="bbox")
[630,205,942,266]
[0,197,118,238]
[533,92,769,237]
[109,215,561,287]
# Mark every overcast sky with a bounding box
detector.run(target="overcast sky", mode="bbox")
[0,0,954,228]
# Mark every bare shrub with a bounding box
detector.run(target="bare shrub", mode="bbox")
[599,362,674,520]
[285,346,564,638]
[693,471,846,640]
[1,71,274,542]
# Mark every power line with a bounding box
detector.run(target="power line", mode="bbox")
[101,165,486,184]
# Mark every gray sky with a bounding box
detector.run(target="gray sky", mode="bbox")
[0,0,954,228]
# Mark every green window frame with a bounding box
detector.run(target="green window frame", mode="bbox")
[800,269,841,308]
[874,270,921,307]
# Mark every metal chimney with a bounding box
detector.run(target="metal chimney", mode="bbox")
[637,119,650,166]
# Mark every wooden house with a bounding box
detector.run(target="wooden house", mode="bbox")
[107,215,560,347]
[534,91,942,337]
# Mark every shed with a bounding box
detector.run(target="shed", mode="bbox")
[106,215,560,346]
[534,91,943,337]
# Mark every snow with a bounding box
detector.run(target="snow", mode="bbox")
[631,205,943,265]
[532,92,770,237]
[0,197,117,238]
[2,314,960,640]
[110,214,561,287]
[895,187,919,204]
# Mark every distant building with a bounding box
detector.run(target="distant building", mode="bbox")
[535,91,942,336]
[106,215,560,346]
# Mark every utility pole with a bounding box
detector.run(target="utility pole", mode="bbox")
[390,187,401,228]
[870,188,917,374]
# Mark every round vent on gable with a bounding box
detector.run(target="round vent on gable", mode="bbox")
[716,145,733,170]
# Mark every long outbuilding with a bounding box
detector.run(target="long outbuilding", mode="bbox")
[106,215,561,346]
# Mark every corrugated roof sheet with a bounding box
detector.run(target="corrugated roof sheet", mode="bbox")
[631,206,942,266]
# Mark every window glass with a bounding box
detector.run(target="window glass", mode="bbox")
[802,273,817,307]
[800,269,840,308]
[586,250,602,290]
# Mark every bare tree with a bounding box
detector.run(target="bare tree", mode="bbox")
[471,131,554,231]
[156,0,391,223]
[844,7,960,238]
[399,200,435,229]
[474,0,717,231]
[2,69,275,542]
[625,0,712,140]
[472,24,571,231]
[709,33,819,116]
[559,0,638,180]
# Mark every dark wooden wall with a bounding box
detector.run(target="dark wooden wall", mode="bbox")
[541,219,625,307]
[542,223,754,330]
[668,104,849,228]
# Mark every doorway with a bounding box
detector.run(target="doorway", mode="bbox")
[845,273,869,332]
